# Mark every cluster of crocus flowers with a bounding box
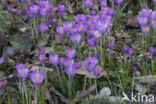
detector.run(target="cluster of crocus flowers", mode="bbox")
[137,8,156,34]
[85,56,101,77]
[149,46,156,56]
[64,48,81,77]
[0,56,4,65]
[16,63,45,85]
[123,45,134,56]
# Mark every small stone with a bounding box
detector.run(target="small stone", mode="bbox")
[3,46,15,57]
[99,87,111,97]
[135,83,147,94]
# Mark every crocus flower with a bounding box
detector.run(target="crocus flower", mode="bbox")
[150,19,156,28]
[93,30,101,38]
[49,53,59,65]
[0,57,4,65]
[58,3,66,12]
[65,48,76,59]
[16,63,26,70]
[63,21,73,31]
[26,9,34,19]
[59,57,64,66]
[40,7,48,17]
[153,0,156,3]
[87,38,97,47]
[100,0,107,7]
[86,62,96,72]
[97,20,109,33]
[56,26,66,36]
[44,2,53,12]
[38,51,46,63]
[140,8,152,18]
[30,70,45,85]
[123,45,129,54]
[70,34,81,44]
[94,68,101,77]
[149,47,155,56]
[74,61,81,69]
[107,40,115,49]
[116,0,124,4]
[88,56,99,66]
[128,48,134,56]
[17,67,29,78]
[83,0,93,8]
[39,24,48,33]
[150,11,156,19]
[96,53,100,59]
[77,23,87,33]
[137,16,148,26]
[141,26,150,34]
[24,0,28,4]
[65,65,77,76]
[17,10,22,16]
[29,4,40,15]
[69,25,77,35]
[64,58,74,67]
[133,66,138,73]
[90,10,96,16]
[8,7,12,13]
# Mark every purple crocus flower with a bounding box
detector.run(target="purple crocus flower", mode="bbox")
[38,51,46,63]
[74,61,81,69]
[29,4,40,15]
[30,70,45,85]
[49,12,55,19]
[107,40,115,49]
[150,19,156,28]
[24,0,28,4]
[133,66,138,73]
[16,63,26,70]
[94,68,101,77]
[100,0,107,7]
[137,15,148,26]
[40,7,48,17]
[150,11,156,19]
[87,38,97,47]
[64,58,74,67]
[96,53,100,59]
[56,26,66,36]
[77,23,87,33]
[0,57,4,65]
[141,26,150,34]
[26,9,34,19]
[128,48,134,56]
[93,30,101,38]
[123,45,129,54]
[58,3,66,12]
[116,0,124,4]
[59,57,64,66]
[140,8,152,17]
[153,0,156,3]
[149,47,155,56]
[86,62,96,72]
[65,65,77,77]
[97,20,109,33]
[17,67,29,78]
[70,34,81,44]
[83,0,93,8]
[88,56,99,66]
[8,7,12,13]
[44,2,53,12]
[65,48,76,59]
[17,10,22,16]
[49,53,59,65]
[90,10,96,16]
[39,24,48,33]
[63,21,73,31]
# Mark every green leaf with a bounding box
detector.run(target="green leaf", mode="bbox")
[8,36,33,51]
[0,11,14,30]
